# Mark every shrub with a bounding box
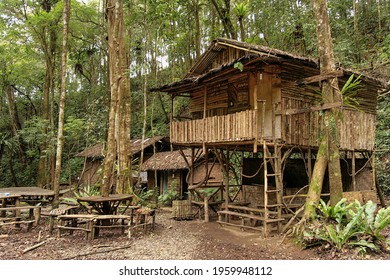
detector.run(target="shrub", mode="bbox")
[302,199,390,254]
[158,179,180,206]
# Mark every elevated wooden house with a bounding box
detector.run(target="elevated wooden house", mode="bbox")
[152,38,388,236]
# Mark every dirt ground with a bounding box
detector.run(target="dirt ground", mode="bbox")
[0,208,389,260]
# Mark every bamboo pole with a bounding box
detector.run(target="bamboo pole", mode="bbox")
[204,196,209,222]
[203,86,207,153]
[352,150,356,191]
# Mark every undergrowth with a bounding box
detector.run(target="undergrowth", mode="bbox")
[300,198,390,255]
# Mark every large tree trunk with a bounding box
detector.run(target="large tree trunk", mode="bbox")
[102,0,132,196]
[304,0,343,218]
[52,0,70,208]
[36,2,59,189]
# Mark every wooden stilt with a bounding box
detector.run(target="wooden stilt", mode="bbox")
[352,150,356,191]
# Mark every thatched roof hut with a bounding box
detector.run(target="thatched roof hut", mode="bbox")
[141,150,192,171]
[76,136,170,158]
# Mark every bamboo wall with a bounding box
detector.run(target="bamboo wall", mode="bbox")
[282,100,376,151]
[170,110,257,144]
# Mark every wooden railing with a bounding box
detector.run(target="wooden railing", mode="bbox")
[170,110,257,144]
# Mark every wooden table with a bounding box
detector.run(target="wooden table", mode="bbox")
[0,192,41,230]
[77,194,133,215]
[0,193,21,217]
[0,187,70,205]
[76,194,134,238]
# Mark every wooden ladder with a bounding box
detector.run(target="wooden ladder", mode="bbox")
[262,141,283,237]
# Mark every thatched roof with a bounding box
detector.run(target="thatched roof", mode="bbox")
[76,136,169,158]
[151,37,389,94]
[141,150,192,171]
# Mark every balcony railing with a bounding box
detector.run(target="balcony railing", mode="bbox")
[170,110,257,144]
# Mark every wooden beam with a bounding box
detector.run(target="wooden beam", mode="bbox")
[294,70,344,86]
[281,101,342,115]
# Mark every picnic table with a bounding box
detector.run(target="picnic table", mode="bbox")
[77,194,133,215]
[0,192,41,231]
[0,187,70,205]
[74,194,135,238]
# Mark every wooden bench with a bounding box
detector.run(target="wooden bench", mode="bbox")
[0,206,41,231]
[57,214,96,240]
[128,208,156,237]
[217,208,284,234]
[91,215,133,238]
[41,205,79,235]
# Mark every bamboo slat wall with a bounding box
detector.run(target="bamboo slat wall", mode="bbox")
[283,108,376,151]
[170,110,257,144]
[339,109,376,151]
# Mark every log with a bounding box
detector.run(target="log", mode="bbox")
[22,241,47,254]
[64,243,134,260]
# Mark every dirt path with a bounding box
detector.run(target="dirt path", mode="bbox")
[0,209,388,260]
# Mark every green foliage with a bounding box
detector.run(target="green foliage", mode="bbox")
[158,179,180,206]
[61,184,101,206]
[341,74,362,111]
[302,199,390,254]
[234,61,244,72]
[137,188,159,208]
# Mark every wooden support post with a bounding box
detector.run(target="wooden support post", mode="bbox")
[352,150,356,191]
[204,197,209,222]
[203,86,207,153]
[224,149,230,211]
[272,103,276,142]
[254,73,258,153]
[372,153,386,207]
[261,101,266,140]
[308,149,312,183]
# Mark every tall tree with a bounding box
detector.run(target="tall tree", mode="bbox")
[34,0,61,189]
[304,0,343,218]
[209,0,237,39]
[53,0,70,208]
[101,0,132,196]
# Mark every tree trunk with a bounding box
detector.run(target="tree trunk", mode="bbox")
[304,0,343,218]
[209,0,237,39]
[193,0,201,59]
[36,2,58,189]
[102,0,132,196]
[238,16,245,41]
[52,0,70,208]
[304,137,327,218]
[5,84,26,165]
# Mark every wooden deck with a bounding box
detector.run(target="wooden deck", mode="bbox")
[170,107,376,151]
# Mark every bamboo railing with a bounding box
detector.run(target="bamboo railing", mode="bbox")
[170,104,375,151]
[170,110,257,144]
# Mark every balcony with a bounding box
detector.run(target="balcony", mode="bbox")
[170,110,258,145]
